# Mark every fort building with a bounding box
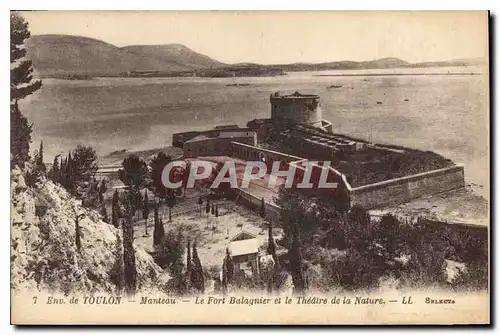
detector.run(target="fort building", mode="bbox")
[270,91,332,132]
[172,91,465,215]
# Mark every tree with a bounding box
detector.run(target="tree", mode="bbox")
[72,145,98,186]
[100,202,109,223]
[109,232,124,294]
[149,152,172,199]
[186,239,192,275]
[221,260,228,295]
[197,196,203,217]
[143,190,150,236]
[223,248,234,285]
[259,197,266,218]
[111,189,120,228]
[153,202,165,247]
[11,12,42,169]
[11,101,33,169]
[153,228,185,271]
[190,242,205,292]
[205,200,210,215]
[122,197,137,295]
[72,206,85,254]
[165,190,177,222]
[50,154,60,183]
[35,141,46,173]
[11,12,42,102]
[290,224,306,294]
[119,155,148,217]
[267,224,278,266]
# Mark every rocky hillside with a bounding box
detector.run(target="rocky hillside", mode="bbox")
[25,35,225,77]
[10,167,166,294]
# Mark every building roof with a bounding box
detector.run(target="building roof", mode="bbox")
[229,239,259,257]
[184,135,211,144]
[230,230,257,242]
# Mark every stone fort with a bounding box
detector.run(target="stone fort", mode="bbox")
[172,91,465,215]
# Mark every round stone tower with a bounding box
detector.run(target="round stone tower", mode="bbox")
[270,91,322,126]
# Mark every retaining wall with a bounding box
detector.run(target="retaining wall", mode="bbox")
[349,165,465,209]
[236,189,281,225]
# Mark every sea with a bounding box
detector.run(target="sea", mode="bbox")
[19,66,489,197]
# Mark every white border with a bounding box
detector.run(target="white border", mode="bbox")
[2,1,497,333]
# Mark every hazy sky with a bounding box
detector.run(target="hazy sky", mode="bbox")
[21,11,488,64]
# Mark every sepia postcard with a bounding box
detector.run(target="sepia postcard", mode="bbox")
[10,10,490,325]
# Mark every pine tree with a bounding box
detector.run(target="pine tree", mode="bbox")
[10,12,42,169]
[186,239,192,274]
[100,203,109,223]
[206,200,210,215]
[190,242,205,292]
[111,189,119,228]
[153,202,165,247]
[165,190,177,222]
[143,190,150,236]
[11,13,42,101]
[50,155,60,183]
[267,224,278,266]
[75,215,82,252]
[223,248,234,284]
[110,232,124,294]
[122,197,137,295]
[134,191,143,219]
[73,206,85,253]
[36,141,46,173]
[221,260,228,295]
[149,152,172,199]
[10,103,32,169]
[59,156,65,185]
[65,152,73,191]
[197,196,203,217]
[260,197,266,218]
[290,224,306,294]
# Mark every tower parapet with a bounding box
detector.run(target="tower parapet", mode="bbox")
[270,91,322,126]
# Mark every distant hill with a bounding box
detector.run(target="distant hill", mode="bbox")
[24,34,486,78]
[410,57,487,68]
[25,34,225,77]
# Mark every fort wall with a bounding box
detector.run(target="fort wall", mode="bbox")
[173,127,254,148]
[231,141,303,164]
[235,188,281,225]
[183,134,256,158]
[349,165,465,209]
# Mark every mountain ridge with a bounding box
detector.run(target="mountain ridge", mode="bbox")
[25,34,486,77]
[26,34,226,76]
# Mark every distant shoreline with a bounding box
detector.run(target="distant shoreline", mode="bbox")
[314,72,485,77]
[41,72,486,80]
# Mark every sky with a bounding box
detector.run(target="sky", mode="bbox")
[20,11,489,65]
